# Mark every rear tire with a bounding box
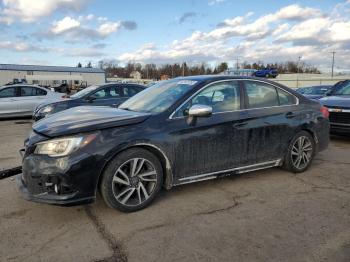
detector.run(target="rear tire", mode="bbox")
[283,131,315,173]
[100,148,163,212]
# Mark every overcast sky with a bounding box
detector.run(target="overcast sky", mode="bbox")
[0,0,349,72]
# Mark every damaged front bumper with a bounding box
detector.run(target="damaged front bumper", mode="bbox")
[17,173,94,206]
[17,150,102,206]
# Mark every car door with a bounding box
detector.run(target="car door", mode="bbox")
[18,86,48,114]
[0,86,20,117]
[168,80,250,182]
[242,80,300,164]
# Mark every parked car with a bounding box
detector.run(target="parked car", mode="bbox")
[0,84,63,118]
[18,76,329,212]
[253,68,278,78]
[33,83,145,121]
[320,80,350,134]
[296,85,333,100]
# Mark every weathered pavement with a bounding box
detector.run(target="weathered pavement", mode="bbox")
[0,120,349,262]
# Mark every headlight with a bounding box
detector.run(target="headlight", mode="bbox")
[38,105,54,115]
[34,134,97,157]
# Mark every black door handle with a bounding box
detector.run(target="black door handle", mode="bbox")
[285,112,296,119]
[233,122,247,128]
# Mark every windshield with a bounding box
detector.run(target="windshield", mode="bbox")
[333,81,350,95]
[119,79,198,113]
[70,85,100,99]
[298,86,330,95]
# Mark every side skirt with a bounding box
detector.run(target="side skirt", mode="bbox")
[175,159,282,186]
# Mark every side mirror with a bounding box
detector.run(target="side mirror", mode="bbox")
[188,104,212,117]
[325,90,333,96]
[86,96,96,103]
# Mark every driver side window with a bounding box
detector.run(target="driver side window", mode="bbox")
[90,88,108,99]
[175,81,240,117]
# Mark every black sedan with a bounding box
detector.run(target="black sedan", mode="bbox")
[18,76,330,212]
[32,83,145,121]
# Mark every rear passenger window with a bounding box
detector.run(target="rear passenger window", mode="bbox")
[277,89,297,105]
[20,87,35,96]
[110,86,121,97]
[35,88,47,96]
[122,86,140,97]
[245,81,279,108]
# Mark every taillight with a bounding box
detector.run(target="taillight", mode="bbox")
[320,106,329,118]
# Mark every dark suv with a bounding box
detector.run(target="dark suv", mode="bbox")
[320,80,350,134]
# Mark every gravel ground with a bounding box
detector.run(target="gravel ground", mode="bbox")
[0,119,349,262]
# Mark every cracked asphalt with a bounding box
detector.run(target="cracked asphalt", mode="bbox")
[0,119,350,262]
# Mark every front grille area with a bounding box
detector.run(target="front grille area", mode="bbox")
[329,112,350,125]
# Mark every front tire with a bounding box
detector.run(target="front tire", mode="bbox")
[100,148,163,212]
[283,131,315,173]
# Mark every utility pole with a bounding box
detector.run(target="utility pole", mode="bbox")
[236,57,239,70]
[297,56,302,88]
[182,62,185,77]
[331,51,336,78]
[297,56,302,74]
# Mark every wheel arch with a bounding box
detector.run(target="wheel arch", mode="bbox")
[96,143,174,195]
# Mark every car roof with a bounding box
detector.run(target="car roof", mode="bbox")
[101,82,146,87]
[0,84,46,90]
[175,75,264,81]
[174,75,284,87]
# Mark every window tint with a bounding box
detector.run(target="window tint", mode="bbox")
[0,87,16,98]
[175,81,240,117]
[245,81,279,108]
[277,88,297,105]
[91,88,108,99]
[122,86,141,97]
[110,86,121,97]
[36,88,47,96]
[20,87,35,96]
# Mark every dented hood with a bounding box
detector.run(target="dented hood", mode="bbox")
[33,106,151,137]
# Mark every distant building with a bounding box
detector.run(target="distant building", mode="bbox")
[160,75,170,80]
[0,64,106,87]
[130,71,142,80]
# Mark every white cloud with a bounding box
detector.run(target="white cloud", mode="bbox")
[208,0,226,6]
[0,40,50,52]
[0,0,89,24]
[41,17,136,41]
[51,16,81,34]
[329,22,350,41]
[97,22,121,37]
[118,3,350,70]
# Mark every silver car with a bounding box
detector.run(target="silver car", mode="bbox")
[0,84,63,118]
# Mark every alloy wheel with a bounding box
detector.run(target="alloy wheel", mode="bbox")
[112,158,158,207]
[291,136,313,170]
